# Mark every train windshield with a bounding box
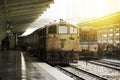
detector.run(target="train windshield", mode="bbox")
[70,27,77,34]
[58,26,68,34]
[48,25,57,34]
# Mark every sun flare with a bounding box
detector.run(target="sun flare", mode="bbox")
[41,0,120,19]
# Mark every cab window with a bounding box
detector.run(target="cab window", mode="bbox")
[48,25,57,34]
[70,27,77,34]
[58,26,68,34]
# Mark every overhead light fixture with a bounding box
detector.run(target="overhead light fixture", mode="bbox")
[6,21,14,36]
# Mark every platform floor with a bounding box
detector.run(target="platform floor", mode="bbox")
[0,50,73,80]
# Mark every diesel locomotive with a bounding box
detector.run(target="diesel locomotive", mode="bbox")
[18,19,80,64]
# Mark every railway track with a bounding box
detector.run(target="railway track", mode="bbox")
[56,66,84,80]
[89,60,120,71]
[57,65,108,80]
[98,60,120,67]
[102,59,120,64]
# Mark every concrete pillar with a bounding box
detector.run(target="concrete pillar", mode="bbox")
[15,33,18,48]
[0,6,7,45]
[9,34,18,49]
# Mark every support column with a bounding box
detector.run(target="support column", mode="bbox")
[15,33,18,49]
[112,28,115,45]
[107,29,109,44]
[119,23,120,48]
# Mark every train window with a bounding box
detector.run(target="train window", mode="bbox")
[70,27,77,34]
[58,26,68,34]
[48,25,57,34]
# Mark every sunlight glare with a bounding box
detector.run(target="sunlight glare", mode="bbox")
[21,29,36,37]
[41,0,120,20]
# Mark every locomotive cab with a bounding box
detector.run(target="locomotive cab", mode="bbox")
[45,20,80,64]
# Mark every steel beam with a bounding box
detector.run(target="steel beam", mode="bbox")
[13,18,37,25]
[4,0,53,6]
[13,25,28,33]
[7,1,50,10]
[8,11,43,17]
[9,15,40,21]
[8,7,47,15]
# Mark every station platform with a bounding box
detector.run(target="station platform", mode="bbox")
[0,50,73,80]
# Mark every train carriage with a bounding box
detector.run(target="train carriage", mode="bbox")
[79,29,98,59]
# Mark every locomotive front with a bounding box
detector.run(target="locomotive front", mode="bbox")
[46,20,80,64]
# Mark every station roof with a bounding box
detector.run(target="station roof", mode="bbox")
[78,12,120,30]
[0,0,54,33]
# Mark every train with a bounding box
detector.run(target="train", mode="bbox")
[18,19,80,64]
[79,28,120,59]
[79,29,98,59]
